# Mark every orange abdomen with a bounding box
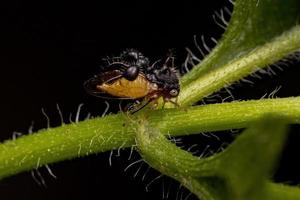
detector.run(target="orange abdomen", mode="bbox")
[97,75,155,99]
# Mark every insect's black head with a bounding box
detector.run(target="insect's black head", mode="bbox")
[146,57,180,99]
[159,68,180,98]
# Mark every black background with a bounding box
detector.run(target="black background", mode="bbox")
[1,0,300,199]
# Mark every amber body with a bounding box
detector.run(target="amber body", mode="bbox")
[98,74,157,99]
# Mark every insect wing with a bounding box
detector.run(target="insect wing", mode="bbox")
[84,70,133,99]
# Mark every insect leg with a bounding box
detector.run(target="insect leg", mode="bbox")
[129,98,152,114]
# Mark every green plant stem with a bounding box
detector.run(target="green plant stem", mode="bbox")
[0,97,299,179]
[180,0,300,87]
[178,26,300,106]
[135,113,291,200]
[266,182,300,200]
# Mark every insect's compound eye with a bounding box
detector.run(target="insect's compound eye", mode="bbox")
[169,89,179,97]
[123,66,139,81]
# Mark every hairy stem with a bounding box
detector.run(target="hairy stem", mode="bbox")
[178,26,300,106]
[136,113,291,200]
[0,97,299,179]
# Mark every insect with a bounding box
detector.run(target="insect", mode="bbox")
[84,49,180,112]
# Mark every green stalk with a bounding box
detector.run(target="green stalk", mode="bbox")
[136,112,294,200]
[0,97,299,179]
[266,182,300,200]
[178,26,300,106]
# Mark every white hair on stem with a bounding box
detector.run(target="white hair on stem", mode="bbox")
[56,103,64,125]
[102,101,110,117]
[145,174,163,192]
[124,159,143,172]
[75,103,84,123]
[41,108,50,128]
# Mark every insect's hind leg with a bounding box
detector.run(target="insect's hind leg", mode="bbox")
[126,99,153,114]
[118,100,137,124]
